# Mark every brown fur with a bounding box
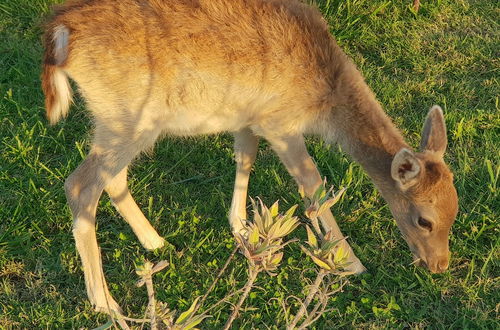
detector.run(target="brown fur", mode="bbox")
[41,64,56,118]
[42,0,458,314]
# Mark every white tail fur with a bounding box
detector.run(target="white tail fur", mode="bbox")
[42,25,72,125]
[48,68,72,124]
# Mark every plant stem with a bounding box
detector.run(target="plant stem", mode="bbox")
[223,268,259,330]
[198,245,238,311]
[297,296,327,330]
[287,270,327,330]
[144,273,157,330]
[116,317,131,330]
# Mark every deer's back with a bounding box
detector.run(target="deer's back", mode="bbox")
[48,0,345,136]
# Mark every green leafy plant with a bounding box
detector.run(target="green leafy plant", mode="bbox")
[287,183,349,330]
[225,199,300,329]
[98,260,209,330]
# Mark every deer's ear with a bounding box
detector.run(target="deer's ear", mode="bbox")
[420,105,447,157]
[391,148,421,190]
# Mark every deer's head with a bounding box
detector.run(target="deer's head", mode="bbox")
[388,106,458,273]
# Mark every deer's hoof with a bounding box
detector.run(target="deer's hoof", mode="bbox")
[141,235,165,251]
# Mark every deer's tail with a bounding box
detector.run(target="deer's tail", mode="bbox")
[41,24,73,125]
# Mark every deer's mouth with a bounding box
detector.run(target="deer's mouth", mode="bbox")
[410,253,449,273]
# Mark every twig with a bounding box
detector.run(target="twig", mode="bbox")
[287,269,327,330]
[198,245,239,310]
[144,271,157,330]
[297,287,329,329]
[269,296,291,325]
[307,290,327,319]
[201,287,246,315]
[134,261,169,330]
[297,301,327,330]
[298,280,347,329]
[223,268,260,330]
[116,317,130,330]
[139,302,148,330]
[297,306,333,330]
[119,316,150,323]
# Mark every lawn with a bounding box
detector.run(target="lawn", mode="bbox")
[0,0,498,328]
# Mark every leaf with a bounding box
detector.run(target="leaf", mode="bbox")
[320,185,335,204]
[312,184,324,201]
[277,217,299,238]
[267,218,282,240]
[334,245,347,264]
[269,200,279,217]
[310,255,332,270]
[262,209,273,231]
[327,251,335,269]
[300,245,331,270]
[270,252,283,265]
[318,188,346,215]
[176,297,200,325]
[151,260,169,274]
[248,225,260,246]
[251,198,264,232]
[330,187,346,206]
[300,245,314,258]
[135,260,153,276]
[268,214,298,239]
[181,314,211,330]
[254,242,273,255]
[321,239,341,255]
[306,226,318,249]
[235,234,253,260]
[284,204,298,219]
[92,320,114,330]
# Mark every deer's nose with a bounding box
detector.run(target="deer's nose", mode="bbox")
[423,256,449,273]
[437,256,449,272]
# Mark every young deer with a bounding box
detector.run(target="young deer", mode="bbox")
[42,0,458,314]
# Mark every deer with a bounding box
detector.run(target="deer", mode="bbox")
[41,0,458,315]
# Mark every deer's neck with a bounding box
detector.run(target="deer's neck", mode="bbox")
[320,63,408,194]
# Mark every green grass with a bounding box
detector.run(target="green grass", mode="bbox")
[0,0,498,328]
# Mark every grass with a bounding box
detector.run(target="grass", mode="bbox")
[0,0,498,328]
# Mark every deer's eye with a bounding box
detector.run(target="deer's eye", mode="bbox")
[417,217,433,232]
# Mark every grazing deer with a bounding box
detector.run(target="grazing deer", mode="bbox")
[42,0,458,314]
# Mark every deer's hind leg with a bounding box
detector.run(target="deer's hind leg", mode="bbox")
[65,120,162,314]
[266,134,366,274]
[105,167,165,250]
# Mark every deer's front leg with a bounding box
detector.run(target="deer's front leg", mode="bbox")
[229,128,259,234]
[267,134,366,274]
